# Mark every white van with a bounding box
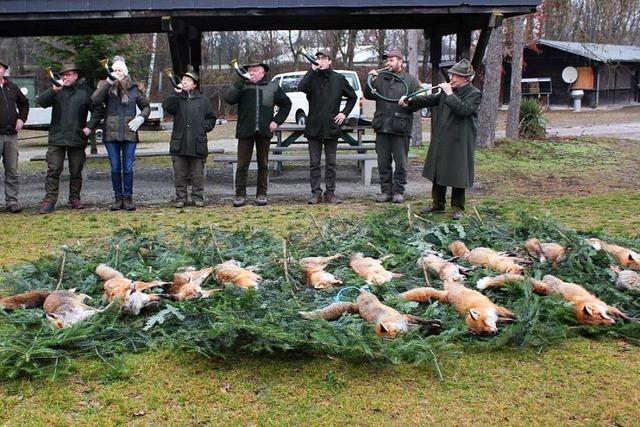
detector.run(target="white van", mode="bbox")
[271,70,364,125]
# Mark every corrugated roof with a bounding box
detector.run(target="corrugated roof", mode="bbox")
[538,39,640,63]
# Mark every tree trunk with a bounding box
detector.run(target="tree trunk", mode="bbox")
[506,16,526,139]
[146,33,157,99]
[407,29,422,147]
[476,26,503,149]
[346,30,358,68]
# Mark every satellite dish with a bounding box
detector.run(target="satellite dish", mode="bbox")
[561,66,578,84]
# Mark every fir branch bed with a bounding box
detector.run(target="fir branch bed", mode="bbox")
[1,210,638,380]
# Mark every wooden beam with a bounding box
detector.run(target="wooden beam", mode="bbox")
[471,12,504,71]
[167,18,202,74]
[456,28,471,60]
[430,30,443,86]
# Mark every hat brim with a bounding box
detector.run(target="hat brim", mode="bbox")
[243,63,270,72]
[0,61,9,69]
[447,70,475,77]
[182,72,199,83]
[382,54,402,60]
[314,52,331,59]
[59,67,79,74]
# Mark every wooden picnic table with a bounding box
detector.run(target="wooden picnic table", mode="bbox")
[273,124,373,147]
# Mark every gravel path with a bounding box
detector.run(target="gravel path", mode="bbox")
[7,120,638,209]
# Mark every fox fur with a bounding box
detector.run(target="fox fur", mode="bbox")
[43,290,110,328]
[476,273,636,326]
[524,238,567,267]
[299,254,343,289]
[449,241,525,274]
[416,252,466,283]
[96,264,166,315]
[587,238,640,271]
[401,280,516,335]
[215,260,262,289]
[610,266,640,291]
[165,266,218,300]
[0,289,107,328]
[0,290,52,310]
[349,253,403,285]
[299,289,442,338]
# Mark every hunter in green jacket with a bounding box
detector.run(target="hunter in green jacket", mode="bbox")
[223,58,291,207]
[403,59,482,220]
[163,69,217,207]
[36,62,104,214]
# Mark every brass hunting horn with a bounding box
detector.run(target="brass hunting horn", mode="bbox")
[99,58,117,81]
[163,68,182,89]
[229,59,251,81]
[44,67,62,87]
[296,47,319,66]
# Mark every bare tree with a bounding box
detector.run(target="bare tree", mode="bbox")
[345,30,358,68]
[476,26,503,148]
[506,16,526,139]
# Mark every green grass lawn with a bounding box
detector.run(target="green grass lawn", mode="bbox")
[1,135,639,425]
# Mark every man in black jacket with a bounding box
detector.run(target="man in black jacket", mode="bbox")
[224,58,291,207]
[298,50,357,204]
[36,62,103,214]
[364,49,420,204]
[0,59,29,213]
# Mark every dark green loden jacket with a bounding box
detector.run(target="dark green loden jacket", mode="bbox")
[37,81,104,147]
[407,83,482,189]
[162,90,217,158]
[363,69,420,137]
[297,68,357,139]
[224,77,291,139]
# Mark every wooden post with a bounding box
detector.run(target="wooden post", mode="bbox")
[166,17,202,74]
[430,30,443,145]
[456,28,471,60]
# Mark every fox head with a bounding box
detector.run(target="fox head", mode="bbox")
[449,241,470,258]
[586,238,604,251]
[628,252,640,270]
[575,301,615,326]
[46,313,65,329]
[375,318,408,338]
[466,307,498,335]
[524,238,543,260]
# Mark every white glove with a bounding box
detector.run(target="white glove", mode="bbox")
[128,116,145,132]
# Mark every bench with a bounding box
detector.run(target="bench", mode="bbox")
[211,152,380,187]
[29,147,225,162]
[30,147,225,180]
[270,143,375,154]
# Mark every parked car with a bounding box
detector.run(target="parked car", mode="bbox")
[271,70,364,125]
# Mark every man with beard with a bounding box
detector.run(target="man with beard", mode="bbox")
[298,50,357,204]
[364,49,420,204]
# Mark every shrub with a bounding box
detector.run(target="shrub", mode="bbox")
[519,97,548,138]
